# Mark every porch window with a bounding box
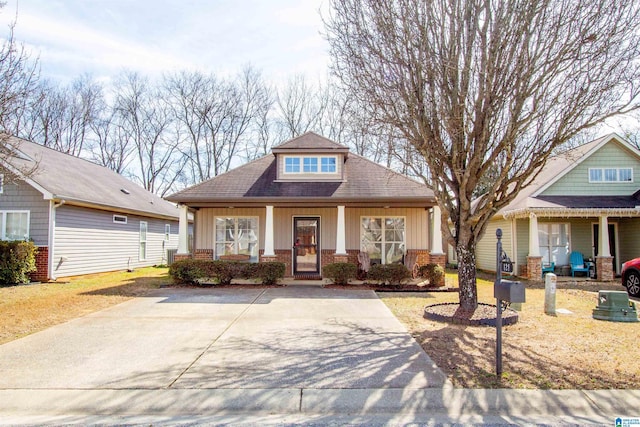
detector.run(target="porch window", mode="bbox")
[215,217,259,262]
[538,223,570,265]
[361,216,405,265]
[0,210,30,241]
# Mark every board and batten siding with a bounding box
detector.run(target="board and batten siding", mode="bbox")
[53,205,178,278]
[0,180,49,245]
[195,206,430,254]
[542,141,640,196]
[476,219,512,272]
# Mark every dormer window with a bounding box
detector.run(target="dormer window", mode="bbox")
[283,155,339,175]
[589,167,633,183]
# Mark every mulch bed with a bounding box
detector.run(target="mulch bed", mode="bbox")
[424,302,519,326]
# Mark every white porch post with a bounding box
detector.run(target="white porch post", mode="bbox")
[431,205,444,254]
[336,205,347,255]
[599,215,611,257]
[177,204,189,255]
[264,205,275,257]
[528,213,540,256]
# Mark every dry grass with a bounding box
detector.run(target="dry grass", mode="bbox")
[0,267,170,345]
[380,273,640,389]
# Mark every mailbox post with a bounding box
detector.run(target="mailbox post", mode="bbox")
[494,229,526,378]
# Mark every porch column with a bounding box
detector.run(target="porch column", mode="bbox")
[431,205,444,254]
[335,205,347,255]
[528,213,540,256]
[598,215,611,257]
[527,212,542,280]
[264,205,275,257]
[177,205,190,255]
[596,215,614,280]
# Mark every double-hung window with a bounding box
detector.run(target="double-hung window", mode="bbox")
[361,217,406,264]
[215,217,259,262]
[538,223,570,265]
[0,211,30,241]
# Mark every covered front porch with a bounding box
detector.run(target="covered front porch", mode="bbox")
[175,203,446,278]
[505,207,640,281]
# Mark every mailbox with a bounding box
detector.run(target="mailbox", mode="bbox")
[494,280,526,303]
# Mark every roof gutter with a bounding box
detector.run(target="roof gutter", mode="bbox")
[502,206,640,220]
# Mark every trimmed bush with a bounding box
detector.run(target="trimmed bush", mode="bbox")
[256,262,285,285]
[323,262,357,285]
[367,263,411,285]
[0,240,38,285]
[418,263,445,286]
[169,259,285,286]
[168,259,209,284]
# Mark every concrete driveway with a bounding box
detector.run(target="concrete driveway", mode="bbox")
[0,286,449,418]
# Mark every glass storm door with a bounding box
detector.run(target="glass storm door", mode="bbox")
[293,217,320,275]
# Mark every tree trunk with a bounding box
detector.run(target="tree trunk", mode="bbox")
[456,240,478,312]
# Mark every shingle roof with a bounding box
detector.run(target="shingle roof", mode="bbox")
[167,135,434,207]
[3,135,179,220]
[498,133,640,215]
[271,132,350,153]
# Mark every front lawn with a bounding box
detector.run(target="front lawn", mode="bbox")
[380,273,640,389]
[0,267,170,345]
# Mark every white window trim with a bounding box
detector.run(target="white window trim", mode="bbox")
[139,221,148,261]
[165,224,171,241]
[214,216,260,261]
[282,155,339,175]
[537,222,571,265]
[0,210,30,241]
[360,216,407,265]
[588,167,633,183]
[113,214,128,224]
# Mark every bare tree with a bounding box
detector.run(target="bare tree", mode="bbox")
[113,71,184,196]
[326,0,640,311]
[0,8,40,181]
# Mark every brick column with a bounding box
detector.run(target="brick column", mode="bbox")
[527,256,543,281]
[30,246,49,282]
[596,256,614,281]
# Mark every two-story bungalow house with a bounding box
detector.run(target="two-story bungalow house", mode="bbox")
[475,133,640,281]
[166,132,445,278]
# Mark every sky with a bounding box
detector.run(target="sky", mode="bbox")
[0,0,332,85]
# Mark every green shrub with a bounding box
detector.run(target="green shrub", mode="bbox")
[256,262,285,285]
[0,240,38,285]
[418,263,445,286]
[210,260,246,285]
[323,262,357,285]
[169,259,209,284]
[367,263,411,285]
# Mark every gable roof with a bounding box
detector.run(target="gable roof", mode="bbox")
[2,135,179,220]
[271,132,350,155]
[498,133,640,218]
[167,134,435,207]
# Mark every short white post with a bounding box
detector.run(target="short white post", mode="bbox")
[264,205,275,257]
[177,204,189,255]
[431,205,444,254]
[335,205,347,255]
[544,273,557,315]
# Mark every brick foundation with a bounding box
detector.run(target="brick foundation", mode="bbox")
[174,254,191,262]
[194,249,214,260]
[527,256,543,281]
[596,256,614,281]
[30,246,49,282]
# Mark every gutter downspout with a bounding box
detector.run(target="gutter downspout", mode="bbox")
[48,199,65,281]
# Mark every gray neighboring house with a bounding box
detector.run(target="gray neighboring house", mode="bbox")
[0,135,181,281]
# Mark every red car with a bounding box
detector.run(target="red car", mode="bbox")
[621,258,640,297]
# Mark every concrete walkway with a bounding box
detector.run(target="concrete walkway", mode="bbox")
[0,286,636,425]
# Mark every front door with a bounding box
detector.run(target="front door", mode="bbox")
[293,217,320,275]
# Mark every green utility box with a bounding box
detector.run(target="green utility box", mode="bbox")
[592,291,638,322]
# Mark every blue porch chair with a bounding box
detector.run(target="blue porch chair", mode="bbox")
[542,262,555,277]
[570,251,589,277]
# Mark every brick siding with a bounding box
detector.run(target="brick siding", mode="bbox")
[30,246,49,282]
